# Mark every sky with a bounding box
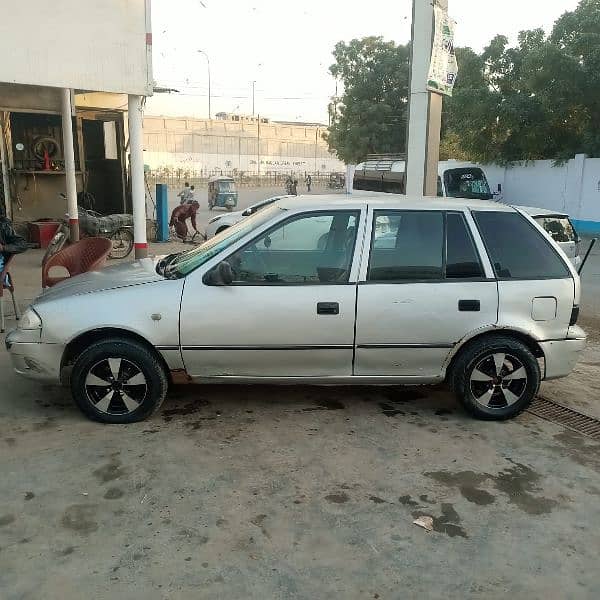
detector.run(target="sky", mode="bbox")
[147,0,580,124]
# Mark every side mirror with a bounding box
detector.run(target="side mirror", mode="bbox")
[203,261,234,286]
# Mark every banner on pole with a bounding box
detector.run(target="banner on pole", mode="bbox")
[427,4,458,97]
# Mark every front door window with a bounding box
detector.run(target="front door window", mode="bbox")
[227,211,359,284]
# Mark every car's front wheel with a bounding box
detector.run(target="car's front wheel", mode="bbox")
[71,338,168,423]
[451,335,540,420]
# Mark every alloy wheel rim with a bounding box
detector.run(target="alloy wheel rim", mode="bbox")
[85,358,147,415]
[469,352,528,409]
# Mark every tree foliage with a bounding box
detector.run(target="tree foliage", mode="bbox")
[327,0,600,165]
[325,37,410,164]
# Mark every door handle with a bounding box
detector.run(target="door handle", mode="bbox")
[317,302,339,315]
[458,299,481,312]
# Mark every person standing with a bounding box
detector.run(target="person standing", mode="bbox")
[305,174,312,192]
[177,182,192,205]
[291,177,298,196]
[0,212,28,286]
[187,185,196,204]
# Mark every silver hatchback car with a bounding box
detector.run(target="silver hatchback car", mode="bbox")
[6,195,586,423]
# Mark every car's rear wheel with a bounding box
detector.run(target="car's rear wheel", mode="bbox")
[71,338,168,423]
[451,335,540,420]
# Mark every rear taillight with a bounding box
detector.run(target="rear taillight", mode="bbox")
[570,306,580,326]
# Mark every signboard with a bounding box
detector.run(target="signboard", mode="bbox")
[0,0,152,96]
[427,4,458,97]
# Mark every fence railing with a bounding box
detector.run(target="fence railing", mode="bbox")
[144,169,339,191]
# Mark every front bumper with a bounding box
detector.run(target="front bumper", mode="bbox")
[5,329,64,383]
[540,326,587,380]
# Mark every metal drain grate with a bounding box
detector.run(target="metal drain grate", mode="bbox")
[527,397,600,440]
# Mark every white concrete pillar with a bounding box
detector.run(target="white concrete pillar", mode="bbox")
[405,0,446,197]
[61,89,79,240]
[128,94,148,259]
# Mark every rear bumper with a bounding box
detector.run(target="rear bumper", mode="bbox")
[540,328,587,380]
[5,330,63,383]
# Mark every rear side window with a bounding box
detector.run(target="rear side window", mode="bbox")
[534,216,578,243]
[474,211,571,279]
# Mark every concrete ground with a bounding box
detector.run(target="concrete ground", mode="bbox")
[1,191,600,599]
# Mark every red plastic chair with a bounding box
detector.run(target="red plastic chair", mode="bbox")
[1,254,20,332]
[42,237,112,289]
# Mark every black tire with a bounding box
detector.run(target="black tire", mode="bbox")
[450,335,540,420]
[109,228,134,260]
[71,338,168,424]
[42,229,68,265]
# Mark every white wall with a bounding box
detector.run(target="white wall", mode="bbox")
[441,155,600,233]
[143,151,344,175]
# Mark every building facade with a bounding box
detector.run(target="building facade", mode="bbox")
[142,114,344,177]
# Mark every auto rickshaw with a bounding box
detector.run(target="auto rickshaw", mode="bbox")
[208,176,238,211]
[327,172,345,190]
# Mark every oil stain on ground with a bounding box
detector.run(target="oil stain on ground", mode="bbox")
[104,487,124,500]
[551,430,600,470]
[303,398,346,411]
[162,399,211,422]
[379,403,406,417]
[0,514,15,527]
[383,388,426,404]
[398,495,420,507]
[369,495,386,504]
[93,455,126,483]
[61,504,98,534]
[425,471,496,506]
[325,492,350,504]
[426,459,557,514]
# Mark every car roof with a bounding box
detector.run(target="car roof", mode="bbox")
[516,205,569,218]
[275,192,515,212]
[208,175,234,182]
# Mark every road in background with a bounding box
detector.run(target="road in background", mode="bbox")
[150,185,344,237]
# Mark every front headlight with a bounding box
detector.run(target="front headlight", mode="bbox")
[19,307,42,330]
[208,215,222,224]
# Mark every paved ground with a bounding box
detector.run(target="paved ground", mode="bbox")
[1,192,600,599]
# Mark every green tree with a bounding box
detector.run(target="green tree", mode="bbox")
[325,37,410,164]
[444,0,600,163]
[327,0,600,165]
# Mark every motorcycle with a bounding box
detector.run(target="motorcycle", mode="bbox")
[43,205,134,264]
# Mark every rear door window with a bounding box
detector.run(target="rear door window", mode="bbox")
[473,211,571,279]
[369,211,444,281]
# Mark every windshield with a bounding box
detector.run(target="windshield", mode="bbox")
[165,204,282,278]
[534,216,578,243]
[218,181,235,192]
[444,168,492,200]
